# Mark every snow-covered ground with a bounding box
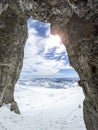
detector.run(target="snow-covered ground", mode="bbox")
[0,83,86,130]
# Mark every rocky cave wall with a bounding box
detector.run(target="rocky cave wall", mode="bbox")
[0,0,98,130]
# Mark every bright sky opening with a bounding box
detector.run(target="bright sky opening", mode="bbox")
[20,17,78,79]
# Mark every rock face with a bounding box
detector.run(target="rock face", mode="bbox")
[0,0,98,129]
[0,2,27,113]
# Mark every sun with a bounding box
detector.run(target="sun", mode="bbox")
[46,34,62,48]
[51,35,61,43]
[49,35,61,44]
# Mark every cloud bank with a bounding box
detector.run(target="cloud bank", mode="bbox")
[21,17,78,78]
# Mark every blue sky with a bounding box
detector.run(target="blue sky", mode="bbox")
[20,17,78,78]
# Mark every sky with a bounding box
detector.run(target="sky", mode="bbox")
[20,17,78,79]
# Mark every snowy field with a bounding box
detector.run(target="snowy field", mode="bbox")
[0,82,86,130]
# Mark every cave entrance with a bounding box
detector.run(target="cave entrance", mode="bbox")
[20,17,78,79]
[14,17,85,130]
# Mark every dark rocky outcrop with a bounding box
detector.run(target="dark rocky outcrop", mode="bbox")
[0,2,27,113]
[0,0,98,129]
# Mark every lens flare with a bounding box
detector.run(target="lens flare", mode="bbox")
[46,35,62,47]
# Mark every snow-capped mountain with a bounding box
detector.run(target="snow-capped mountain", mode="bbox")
[17,77,79,89]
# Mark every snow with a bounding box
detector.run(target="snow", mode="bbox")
[0,83,86,130]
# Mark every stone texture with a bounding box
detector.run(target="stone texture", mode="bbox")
[10,101,20,114]
[0,2,27,113]
[0,0,98,130]
[66,13,98,130]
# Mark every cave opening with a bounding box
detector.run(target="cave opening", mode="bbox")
[0,7,87,130]
[19,17,79,80]
[13,17,86,129]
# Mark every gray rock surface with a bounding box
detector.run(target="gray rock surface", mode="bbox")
[0,1,27,113]
[10,101,20,114]
[0,0,98,129]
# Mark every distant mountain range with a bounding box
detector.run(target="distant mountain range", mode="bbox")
[17,77,79,89]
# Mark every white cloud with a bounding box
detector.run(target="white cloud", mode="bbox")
[28,28,38,35]
[22,19,72,77]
